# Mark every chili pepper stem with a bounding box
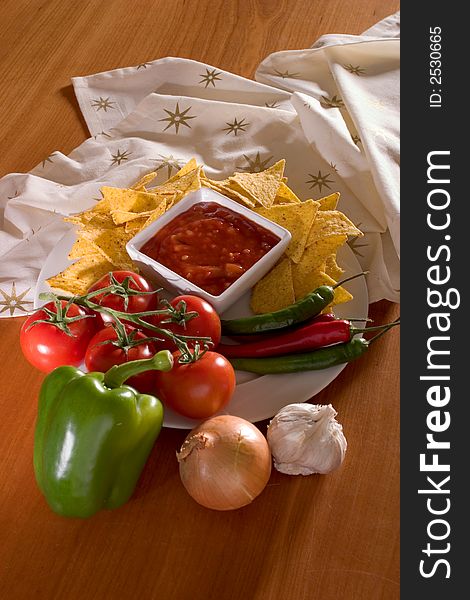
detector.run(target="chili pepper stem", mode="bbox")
[333,271,369,289]
[364,317,400,345]
[104,350,174,389]
[343,317,373,323]
[351,318,400,336]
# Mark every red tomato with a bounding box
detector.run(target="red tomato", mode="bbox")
[85,325,156,394]
[87,271,158,326]
[154,351,235,419]
[144,295,221,351]
[20,301,98,373]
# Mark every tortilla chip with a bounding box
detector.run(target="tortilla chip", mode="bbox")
[201,177,256,208]
[111,209,155,225]
[331,283,353,306]
[301,235,348,269]
[100,187,165,214]
[307,210,362,247]
[46,254,116,296]
[68,235,97,260]
[132,171,158,191]
[291,267,352,306]
[255,199,319,263]
[292,262,326,301]
[164,158,198,184]
[221,181,257,208]
[229,160,285,208]
[200,177,220,190]
[250,258,295,314]
[143,202,168,228]
[155,167,202,197]
[162,193,177,212]
[82,226,134,268]
[325,254,344,280]
[64,210,115,229]
[124,218,148,234]
[317,192,340,211]
[273,181,301,204]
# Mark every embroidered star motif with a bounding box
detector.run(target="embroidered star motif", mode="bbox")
[343,64,366,76]
[237,152,273,173]
[306,170,334,193]
[351,134,361,145]
[222,117,250,136]
[320,95,344,109]
[26,225,42,241]
[153,154,185,179]
[110,149,132,166]
[41,153,58,168]
[0,283,33,316]
[93,130,112,140]
[136,62,151,69]
[273,69,300,79]
[265,101,281,109]
[199,68,222,88]
[329,162,339,174]
[91,97,117,112]
[159,102,196,134]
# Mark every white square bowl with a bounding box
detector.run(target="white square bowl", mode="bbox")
[126,187,291,314]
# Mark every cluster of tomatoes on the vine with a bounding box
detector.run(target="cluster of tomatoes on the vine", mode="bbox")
[20,271,235,419]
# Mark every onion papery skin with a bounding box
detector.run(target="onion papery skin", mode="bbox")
[177,415,272,510]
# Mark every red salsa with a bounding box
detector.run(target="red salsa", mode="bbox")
[141,202,280,296]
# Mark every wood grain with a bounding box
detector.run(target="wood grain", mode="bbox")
[0,1,400,599]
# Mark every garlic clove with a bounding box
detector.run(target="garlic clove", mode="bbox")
[267,403,347,475]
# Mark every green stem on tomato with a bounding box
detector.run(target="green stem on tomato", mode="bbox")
[38,290,213,363]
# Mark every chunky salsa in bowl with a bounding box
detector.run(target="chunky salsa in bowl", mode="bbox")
[126,188,291,313]
[140,202,281,296]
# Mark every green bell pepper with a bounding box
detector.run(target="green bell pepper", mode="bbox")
[33,350,173,518]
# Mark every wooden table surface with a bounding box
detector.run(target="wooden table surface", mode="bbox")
[0,1,400,599]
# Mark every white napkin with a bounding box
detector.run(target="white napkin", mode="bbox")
[0,13,399,317]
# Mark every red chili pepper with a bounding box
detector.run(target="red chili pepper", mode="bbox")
[225,314,337,344]
[218,318,356,358]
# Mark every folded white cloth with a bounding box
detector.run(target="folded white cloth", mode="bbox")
[0,13,399,317]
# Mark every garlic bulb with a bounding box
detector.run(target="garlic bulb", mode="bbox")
[267,403,347,475]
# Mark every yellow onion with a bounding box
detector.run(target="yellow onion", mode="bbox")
[176,415,272,510]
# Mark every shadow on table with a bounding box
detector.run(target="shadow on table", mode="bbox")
[60,84,90,139]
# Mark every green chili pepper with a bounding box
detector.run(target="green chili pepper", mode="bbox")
[221,273,366,335]
[229,338,368,373]
[228,318,399,374]
[34,350,173,518]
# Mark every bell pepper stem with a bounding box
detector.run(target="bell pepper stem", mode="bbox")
[103,350,174,389]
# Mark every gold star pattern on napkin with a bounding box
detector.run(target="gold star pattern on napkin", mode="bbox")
[0,283,33,316]
[222,118,250,136]
[306,170,334,193]
[91,97,117,112]
[236,151,273,172]
[159,102,196,134]
[199,68,222,88]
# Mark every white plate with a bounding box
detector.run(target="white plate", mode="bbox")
[34,228,368,429]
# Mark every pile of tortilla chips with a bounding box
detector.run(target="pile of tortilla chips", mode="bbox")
[47,158,363,313]
[200,159,362,313]
[46,159,203,295]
